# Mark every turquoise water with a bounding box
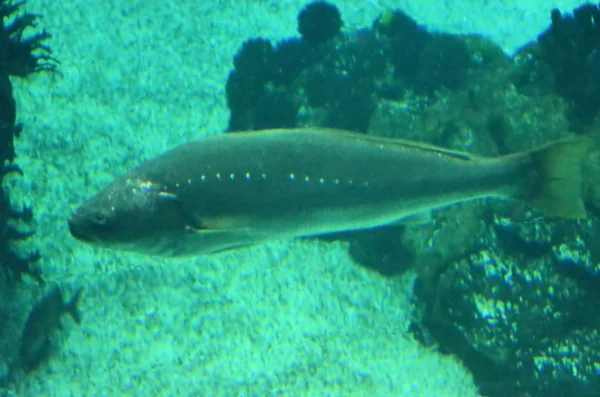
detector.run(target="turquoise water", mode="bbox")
[0,0,592,395]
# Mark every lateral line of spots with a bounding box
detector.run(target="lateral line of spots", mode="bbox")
[173,173,370,187]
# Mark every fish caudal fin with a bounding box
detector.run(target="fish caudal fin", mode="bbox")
[66,288,83,325]
[520,137,590,219]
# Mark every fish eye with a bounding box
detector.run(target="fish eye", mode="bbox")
[91,212,108,225]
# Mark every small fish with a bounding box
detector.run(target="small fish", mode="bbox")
[68,128,589,257]
[16,287,82,374]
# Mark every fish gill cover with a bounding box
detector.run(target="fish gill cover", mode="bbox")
[224,1,600,396]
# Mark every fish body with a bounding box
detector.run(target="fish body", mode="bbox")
[17,287,82,373]
[68,128,589,257]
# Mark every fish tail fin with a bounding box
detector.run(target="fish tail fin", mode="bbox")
[513,137,590,219]
[66,288,83,325]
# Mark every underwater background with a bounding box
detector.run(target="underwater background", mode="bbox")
[1,0,599,396]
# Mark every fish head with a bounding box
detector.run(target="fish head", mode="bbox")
[68,176,193,255]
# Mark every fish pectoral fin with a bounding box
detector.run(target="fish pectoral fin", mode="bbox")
[184,225,230,234]
[185,225,205,233]
[186,215,251,233]
[182,222,257,255]
[175,198,249,233]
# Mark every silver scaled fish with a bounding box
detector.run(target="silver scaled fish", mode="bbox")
[68,129,589,257]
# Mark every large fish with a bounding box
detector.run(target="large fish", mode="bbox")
[68,129,589,257]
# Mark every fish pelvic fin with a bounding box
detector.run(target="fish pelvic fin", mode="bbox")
[516,137,590,219]
[66,288,83,325]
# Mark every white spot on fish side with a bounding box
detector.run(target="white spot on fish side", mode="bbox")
[139,180,153,191]
[158,191,178,200]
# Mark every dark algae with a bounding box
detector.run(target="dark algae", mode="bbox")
[0,0,55,285]
[535,3,600,127]
[0,0,59,390]
[297,0,343,45]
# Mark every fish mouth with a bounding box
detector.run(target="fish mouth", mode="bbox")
[68,217,93,243]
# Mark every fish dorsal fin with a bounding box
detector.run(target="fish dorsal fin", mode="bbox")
[224,128,478,161]
[301,128,478,161]
[391,211,432,226]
